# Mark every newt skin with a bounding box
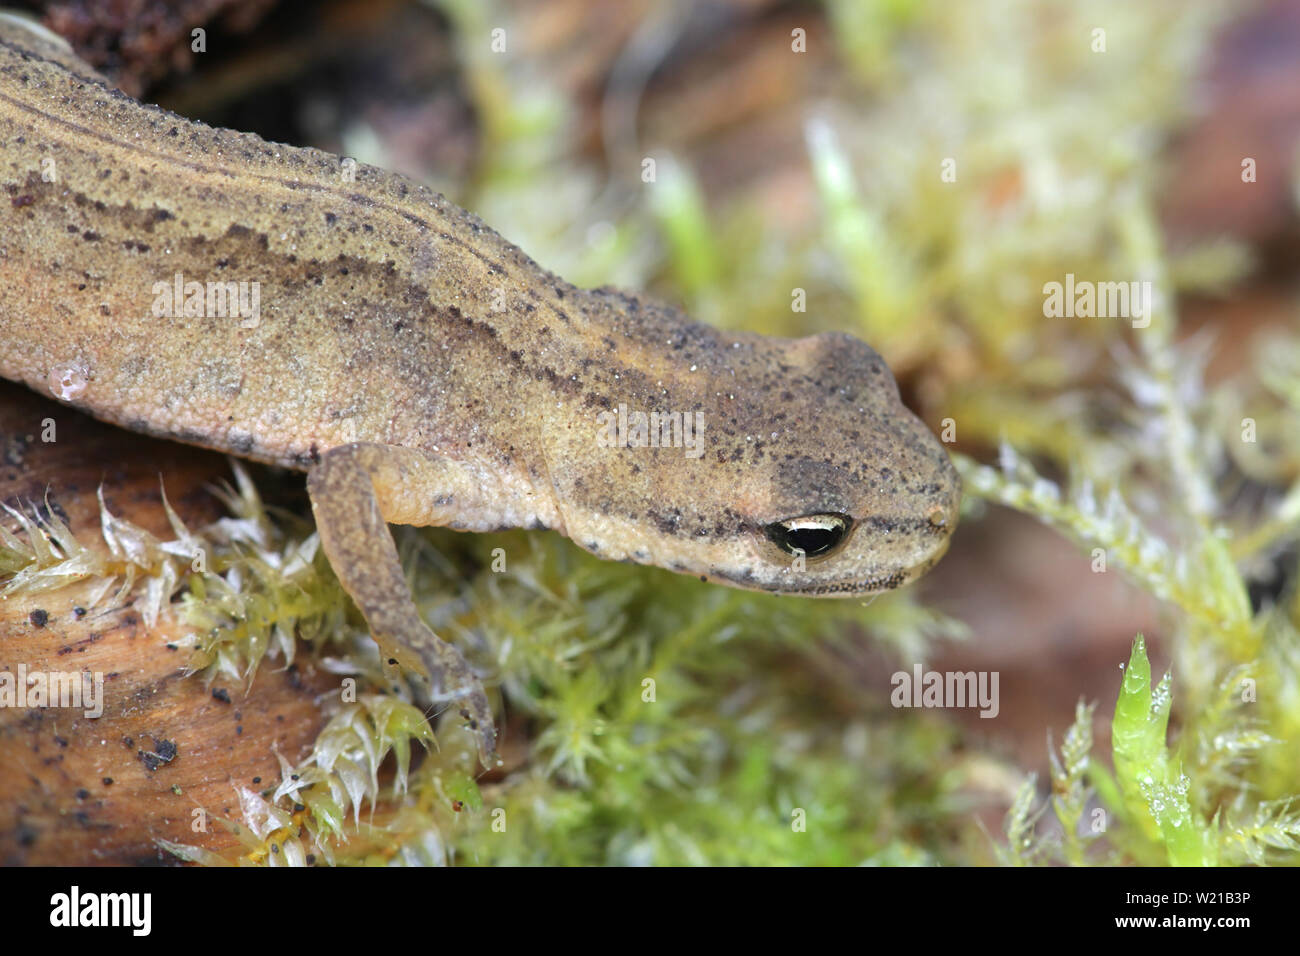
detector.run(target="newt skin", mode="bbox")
[0,17,960,763]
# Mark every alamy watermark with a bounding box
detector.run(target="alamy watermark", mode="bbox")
[890,665,999,718]
[0,665,103,718]
[151,271,261,328]
[596,403,704,459]
[49,886,150,935]
[1042,273,1154,328]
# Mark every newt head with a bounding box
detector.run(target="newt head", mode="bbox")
[741,392,962,597]
[546,325,961,597]
[702,329,960,597]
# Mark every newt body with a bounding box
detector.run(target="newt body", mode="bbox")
[0,16,959,762]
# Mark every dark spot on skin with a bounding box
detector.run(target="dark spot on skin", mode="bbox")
[29,609,48,628]
[76,788,89,800]
[11,195,34,208]
[102,777,113,786]
[211,687,231,704]
[651,510,682,536]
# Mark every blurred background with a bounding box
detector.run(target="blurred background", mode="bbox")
[3,0,1299,865]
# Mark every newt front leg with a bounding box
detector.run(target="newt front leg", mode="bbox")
[306,442,498,765]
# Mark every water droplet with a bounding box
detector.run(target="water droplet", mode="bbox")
[48,361,89,401]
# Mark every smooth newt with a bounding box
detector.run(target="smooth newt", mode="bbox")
[0,15,960,764]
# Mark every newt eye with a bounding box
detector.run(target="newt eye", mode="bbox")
[765,514,851,559]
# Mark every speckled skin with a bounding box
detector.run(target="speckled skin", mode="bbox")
[0,17,959,760]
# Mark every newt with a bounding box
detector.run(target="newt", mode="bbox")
[0,14,960,765]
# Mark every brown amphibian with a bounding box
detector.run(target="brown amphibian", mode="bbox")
[0,14,959,764]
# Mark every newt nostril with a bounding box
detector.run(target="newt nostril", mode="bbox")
[926,504,949,531]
